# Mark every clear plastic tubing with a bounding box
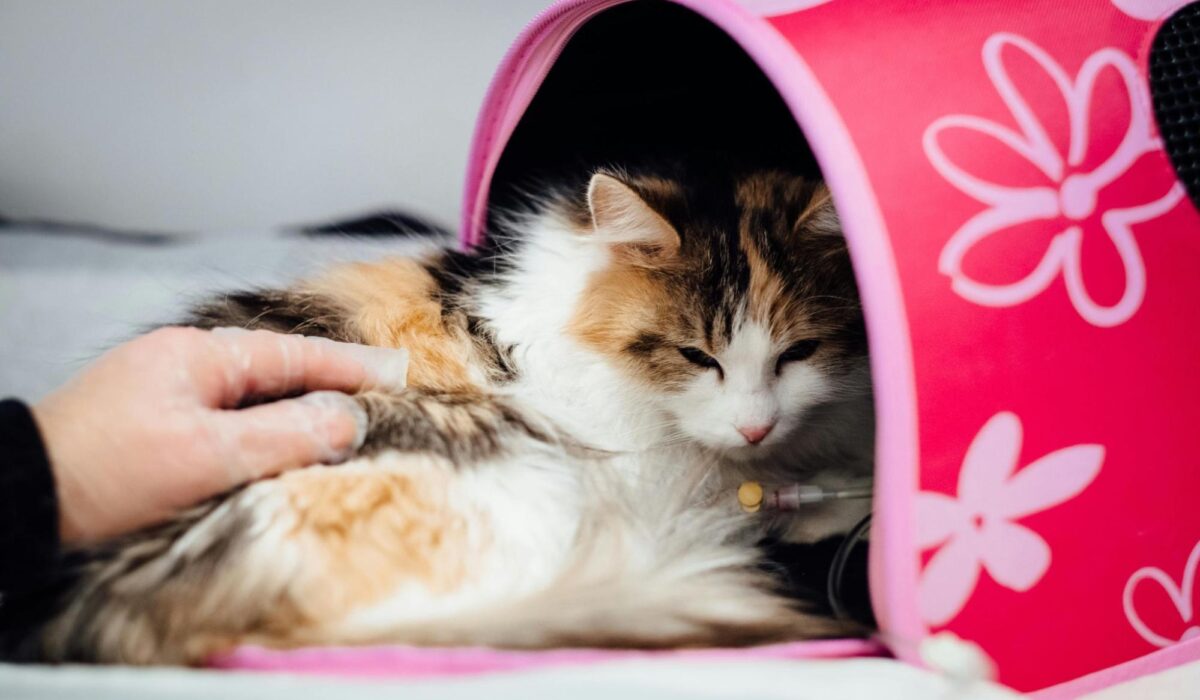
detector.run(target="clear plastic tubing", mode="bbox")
[737,481,873,513]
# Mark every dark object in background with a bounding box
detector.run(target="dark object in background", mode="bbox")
[1150,2,1200,209]
[760,535,875,629]
[0,217,177,245]
[0,208,450,244]
[299,210,451,238]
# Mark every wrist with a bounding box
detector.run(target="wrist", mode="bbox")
[31,401,93,543]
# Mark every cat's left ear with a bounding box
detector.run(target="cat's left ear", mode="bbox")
[586,173,681,259]
[797,184,842,238]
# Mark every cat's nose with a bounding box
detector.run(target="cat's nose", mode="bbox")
[737,423,775,445]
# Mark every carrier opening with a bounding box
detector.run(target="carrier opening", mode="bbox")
[485,0,876,632]
[488,1,819,216]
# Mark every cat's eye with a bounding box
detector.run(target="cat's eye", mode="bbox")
[678,346,723,376]
[776,340,821,374]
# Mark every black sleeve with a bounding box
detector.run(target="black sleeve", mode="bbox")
[0,399,61,592]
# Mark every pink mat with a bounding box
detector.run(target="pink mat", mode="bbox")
[210,639,887,678]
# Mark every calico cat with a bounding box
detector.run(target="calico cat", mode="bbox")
[4,167,874,664]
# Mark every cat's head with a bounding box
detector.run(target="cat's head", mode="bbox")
[566,168,868,456]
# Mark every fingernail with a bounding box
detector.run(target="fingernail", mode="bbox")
[358,346,409,391]
[211,326,252,337]
[305,337,409,391]
[297,390,368,463]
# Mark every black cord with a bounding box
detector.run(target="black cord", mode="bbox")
[826,512,872,622]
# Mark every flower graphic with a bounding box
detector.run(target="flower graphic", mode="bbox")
[917,412,1105,627]
[924,33,1186,328]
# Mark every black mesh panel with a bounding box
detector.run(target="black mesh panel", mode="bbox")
[1150,2,1200,209]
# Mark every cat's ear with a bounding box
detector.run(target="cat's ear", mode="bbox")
[585,173,680,259]
[797,184,842,238]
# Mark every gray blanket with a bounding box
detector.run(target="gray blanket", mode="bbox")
[0,225,440,401]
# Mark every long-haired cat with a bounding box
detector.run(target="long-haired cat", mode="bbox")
[2,167,874,664]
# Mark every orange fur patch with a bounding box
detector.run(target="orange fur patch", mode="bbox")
[306,258,480,392]
[276,459,470,624]
[567,260,701,388]
[569,265,665,355]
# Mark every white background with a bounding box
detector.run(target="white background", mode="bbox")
[0,0,548,232]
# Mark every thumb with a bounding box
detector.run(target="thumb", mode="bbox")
[209,391,368,486]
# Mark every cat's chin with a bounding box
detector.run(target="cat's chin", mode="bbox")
[701,429,808,464]
[686,437,775,463]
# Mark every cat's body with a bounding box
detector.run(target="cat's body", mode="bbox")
[4,168,873,664]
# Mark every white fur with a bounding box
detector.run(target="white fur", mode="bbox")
[480,213,668,456]
[312,445,808,649]
[668,317,834,454]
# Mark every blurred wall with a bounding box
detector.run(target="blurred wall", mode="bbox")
[0,0,548,231]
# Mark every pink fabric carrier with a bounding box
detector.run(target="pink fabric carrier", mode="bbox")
[217,1,1200,694]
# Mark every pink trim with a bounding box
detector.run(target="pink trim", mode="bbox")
[1031,635,1200,699]
[212,639,887,678]
[458,0,924,662]
[459,0,625,249]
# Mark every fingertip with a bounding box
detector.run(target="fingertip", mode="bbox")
[217,391,369,485]
[206,326,409,401]
[295,390,368,463]
[302,338,410,392]
[358,346,410,391]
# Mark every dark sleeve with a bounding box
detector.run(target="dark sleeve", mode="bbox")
[0,399,61,592]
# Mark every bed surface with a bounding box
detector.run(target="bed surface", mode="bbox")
[0,656,1016,700]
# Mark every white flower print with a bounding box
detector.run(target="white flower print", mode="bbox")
[918,412,1105,626]
[924,33,1185,328]
[1110,0,1191,20]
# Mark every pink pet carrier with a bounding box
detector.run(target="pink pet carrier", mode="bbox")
[217,1,1200,694]
[458,0,1200,693]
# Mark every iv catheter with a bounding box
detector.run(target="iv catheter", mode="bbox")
[737,481,873,513]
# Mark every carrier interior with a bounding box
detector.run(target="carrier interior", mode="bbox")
[487,0,875,630]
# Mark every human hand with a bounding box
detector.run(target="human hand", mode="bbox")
[33,327,408,543]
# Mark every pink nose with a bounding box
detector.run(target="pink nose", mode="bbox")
[737,423,775,445]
